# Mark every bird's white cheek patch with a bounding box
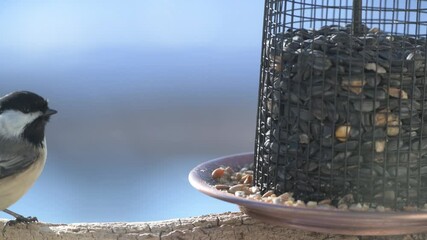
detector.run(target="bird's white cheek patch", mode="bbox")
[0,110,42,139]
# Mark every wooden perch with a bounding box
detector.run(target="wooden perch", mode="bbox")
[0,212,424,239]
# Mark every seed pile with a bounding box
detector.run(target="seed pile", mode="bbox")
[256,24,427,209]
[212,166,427,212]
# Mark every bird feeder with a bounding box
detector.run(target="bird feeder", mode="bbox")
[254,0,427,211]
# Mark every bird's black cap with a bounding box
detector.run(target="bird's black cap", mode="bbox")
[0,91,50,114]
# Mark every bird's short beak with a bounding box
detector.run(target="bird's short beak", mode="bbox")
[44,108,58,116]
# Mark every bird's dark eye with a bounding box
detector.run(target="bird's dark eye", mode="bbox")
[22,108,30,113]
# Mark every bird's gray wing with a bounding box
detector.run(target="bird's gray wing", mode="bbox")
[0,141,38,179]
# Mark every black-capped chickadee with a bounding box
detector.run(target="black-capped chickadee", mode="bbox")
[0,91,56,226]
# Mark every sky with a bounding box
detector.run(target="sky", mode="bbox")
[0,1,263,52]
[0,0,264,223]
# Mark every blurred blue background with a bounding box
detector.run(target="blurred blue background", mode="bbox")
[0,1,263,223]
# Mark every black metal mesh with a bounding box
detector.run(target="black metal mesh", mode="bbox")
[254,0,427,209]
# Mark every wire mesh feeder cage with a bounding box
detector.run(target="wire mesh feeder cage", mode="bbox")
[254,0,427,211]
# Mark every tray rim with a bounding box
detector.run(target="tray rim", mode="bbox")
[188,152,427,236]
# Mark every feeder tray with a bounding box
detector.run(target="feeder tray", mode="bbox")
[188,153,427,235]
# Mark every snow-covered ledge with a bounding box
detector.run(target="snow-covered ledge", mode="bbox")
[0,212,422,239]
